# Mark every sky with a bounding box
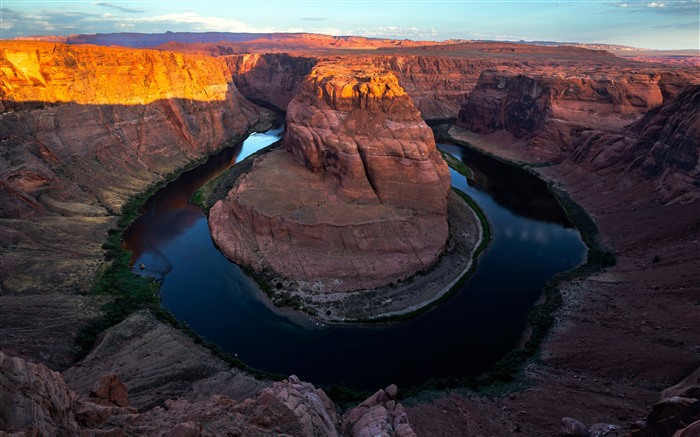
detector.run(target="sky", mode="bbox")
[0,1,698,50]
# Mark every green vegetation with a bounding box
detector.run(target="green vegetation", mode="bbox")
[77,129,287,382]
[77,177,171,353]
[441,150,474,179]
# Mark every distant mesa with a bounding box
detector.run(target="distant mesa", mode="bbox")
[209,63,452,293]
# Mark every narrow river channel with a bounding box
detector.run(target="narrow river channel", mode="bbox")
[123,127,586,390]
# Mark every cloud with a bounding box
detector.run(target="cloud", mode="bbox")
[130,12,268,32]
[302,17,327,22]
[0,7,277,37]
[350,25,439,40]
[94,2,143,14]
[608,0,700,13]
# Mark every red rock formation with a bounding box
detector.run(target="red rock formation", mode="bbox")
[568,84,700,204]
[0,41,265,368]
[210,63,450,292]
[457,70,668,158]
[0,41,262,217]
[0,315,420,437]
[0,351,81,435]
[368,55,520,120]
[627,84,700,203]
[224,53,317,111]
[342,384,417,437]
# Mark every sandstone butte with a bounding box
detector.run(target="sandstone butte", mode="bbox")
[209,63,452,292]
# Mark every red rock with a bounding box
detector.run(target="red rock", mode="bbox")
[0,351,80,436]
[225,53,317,111]
[210,62,450,292]
[89,373,130,408]
[457,70,666,159]
[343,386,417,437]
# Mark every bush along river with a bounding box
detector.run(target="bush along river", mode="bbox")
[123,126,586,391]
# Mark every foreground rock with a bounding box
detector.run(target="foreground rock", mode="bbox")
[0,313,420,437]
[210,62,451,294]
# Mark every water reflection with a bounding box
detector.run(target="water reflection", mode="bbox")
[123,127,284,276]
[122,130,586,390]
[439,143,572,227]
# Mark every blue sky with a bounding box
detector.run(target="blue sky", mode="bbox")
[1,1,698,49]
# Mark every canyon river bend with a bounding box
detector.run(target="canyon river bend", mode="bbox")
[123,127,586,390]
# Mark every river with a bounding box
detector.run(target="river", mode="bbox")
[123,127,586,390]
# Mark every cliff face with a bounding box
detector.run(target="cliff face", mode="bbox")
[0,41,262,217]
[0,41,241,109]
[225,53,520,120]
[368,55,520,120]
[224,53,317,111]
[572,84,700,203]
[0,41,264,368]
[456,70,669,158]
[284,64,450,212]
[210,63,451,292]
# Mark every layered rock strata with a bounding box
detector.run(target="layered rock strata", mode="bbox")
[1,312,419,437]
[0,41,265,368]
[456,70,670,160]
[210,64,451,292]
[225,53,317,111]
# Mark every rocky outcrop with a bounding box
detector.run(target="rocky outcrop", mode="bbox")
[342,384,417,437]
[456,70,668,159]
[210,63,450,292]
[1,318,422,437]
[0,351,81,436]
[225,53,317,111]
[0,41,266,369]
[570,84,700,204]
[626,84,700,203]
[369,55,521,120]
[283,64,450,212]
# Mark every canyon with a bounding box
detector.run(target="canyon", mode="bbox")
[1,34,699,436]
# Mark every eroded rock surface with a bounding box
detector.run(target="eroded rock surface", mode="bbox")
[0,41,266,369]
[457,70,667,160]
[1,322,422,437]
[210,63,451,292]
[342,384,417,437]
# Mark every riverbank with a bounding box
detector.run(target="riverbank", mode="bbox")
[199,145,488,323]
[401,125,700,435]
[76,113,279,355]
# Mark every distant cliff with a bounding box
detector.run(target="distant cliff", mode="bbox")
[573,84,700,203]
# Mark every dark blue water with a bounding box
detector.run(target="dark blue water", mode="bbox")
[124,128,586,390]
